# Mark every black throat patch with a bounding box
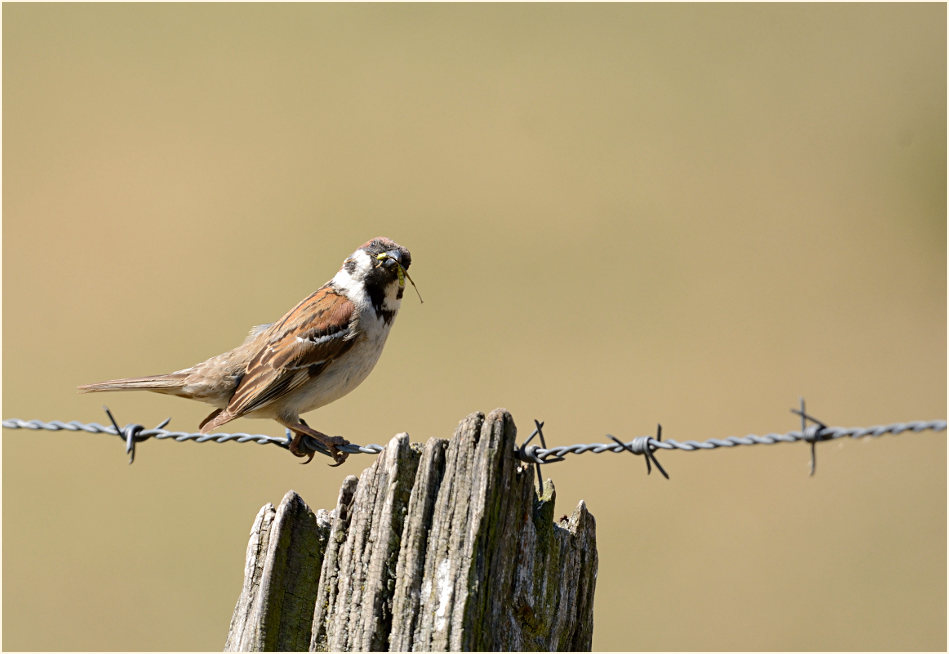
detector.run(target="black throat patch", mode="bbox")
[364,277,397,325]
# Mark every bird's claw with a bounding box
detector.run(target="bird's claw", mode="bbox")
[326,437,349,467]
[288,431,348,466]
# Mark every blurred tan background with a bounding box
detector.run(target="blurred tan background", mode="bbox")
[3,4,945,651]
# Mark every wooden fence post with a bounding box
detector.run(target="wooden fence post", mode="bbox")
[224,408,598,652]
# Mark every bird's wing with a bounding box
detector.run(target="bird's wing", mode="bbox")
[217,286,357,421]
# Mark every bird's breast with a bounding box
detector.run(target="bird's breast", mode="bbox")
[281,307,395,415]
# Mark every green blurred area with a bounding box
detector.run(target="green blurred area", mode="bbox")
[3,4,945,651]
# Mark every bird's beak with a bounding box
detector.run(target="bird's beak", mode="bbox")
[380,250,402,268]
[376,248,422,303]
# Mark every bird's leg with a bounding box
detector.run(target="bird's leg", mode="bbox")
[282,418,349,466]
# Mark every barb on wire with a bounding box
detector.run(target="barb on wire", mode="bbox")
[102,406,172,464]
[517,419,564,496]
[790,397,832,476]
[2,400,945,476]
[608,424,670,479]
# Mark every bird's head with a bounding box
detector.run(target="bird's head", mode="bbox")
[335,237,421,319]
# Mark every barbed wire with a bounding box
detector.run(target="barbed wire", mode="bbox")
[516,399,946,482]
[1,409,385,464]
[3,401,945,477]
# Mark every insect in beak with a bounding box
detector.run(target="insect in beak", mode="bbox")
[377,252,424,303]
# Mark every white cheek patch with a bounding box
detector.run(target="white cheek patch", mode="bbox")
[331,249,373,306]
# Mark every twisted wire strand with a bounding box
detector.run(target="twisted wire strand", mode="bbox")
[519,421,947,460]
[3,414,944,473]
[1,417,385,460]
[514,406,946,480]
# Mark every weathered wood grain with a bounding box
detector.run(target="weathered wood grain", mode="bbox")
[224,490,330,651]
[225,409,597,651]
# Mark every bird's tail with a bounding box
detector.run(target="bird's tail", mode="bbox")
[78,373,189,396]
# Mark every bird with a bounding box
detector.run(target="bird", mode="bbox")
[78,236,416,466]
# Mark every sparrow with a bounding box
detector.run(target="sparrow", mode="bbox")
[78,237,415,466]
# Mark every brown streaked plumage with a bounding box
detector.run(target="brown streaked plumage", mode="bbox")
[79,237,413,465]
